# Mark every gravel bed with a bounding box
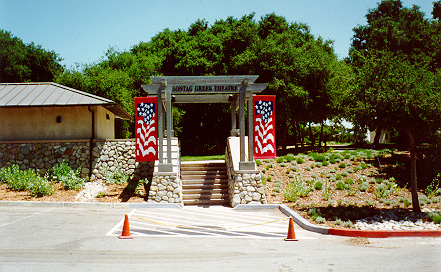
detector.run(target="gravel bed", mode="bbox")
[75,181,107,202]
[353,208,441,231]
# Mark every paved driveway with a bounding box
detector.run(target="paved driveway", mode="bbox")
[107,206,317,239]
[0,205,440,271]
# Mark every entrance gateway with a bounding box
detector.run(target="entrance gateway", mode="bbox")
[141,76,270,206]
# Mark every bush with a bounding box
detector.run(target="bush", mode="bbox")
[341,171,349,177]
[314,181,323,190]
[336,181,346,190]
[358,182,369,192]
[0,165,53,197]
[427,212,441,224]
[276,157,284,163]
[338,163,346,169]
[291,166,298,172]
[53,161,85,190]
[102,167,129,185]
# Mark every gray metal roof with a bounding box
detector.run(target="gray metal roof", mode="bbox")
[0,82,132,119]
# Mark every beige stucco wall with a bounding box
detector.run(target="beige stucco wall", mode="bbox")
[95,106,115,139]
[0,105,115,141]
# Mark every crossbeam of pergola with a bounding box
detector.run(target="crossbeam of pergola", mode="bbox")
[142,75,267,171]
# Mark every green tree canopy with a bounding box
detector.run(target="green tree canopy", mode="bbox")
[347,0,441,212]
[0,30,63,83]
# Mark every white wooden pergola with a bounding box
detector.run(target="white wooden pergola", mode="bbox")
[142,75,267,172]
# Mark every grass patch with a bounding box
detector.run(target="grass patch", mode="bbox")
[181,155,224,161]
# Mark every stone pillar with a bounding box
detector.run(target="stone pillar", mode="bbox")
[148,173,183,206]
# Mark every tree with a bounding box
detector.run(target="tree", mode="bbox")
[0,30,63,82]
[348,0,441,212]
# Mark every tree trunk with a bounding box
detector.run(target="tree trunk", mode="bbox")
[373,126,382,149]
[308,122,315,148]
[294,123,298,149]
[281,123,288,152]
[300,124,305,148]
[319,121,324,147]
[407,129,421,213]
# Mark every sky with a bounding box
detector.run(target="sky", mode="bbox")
[0,0,435,69]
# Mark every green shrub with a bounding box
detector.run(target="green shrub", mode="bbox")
[102,167,129,185]
[334,218,343,225]
[273,187,281,193]
[322,161,330,167]
[329,169,336,173]
[426,173,441,198]
[336,173,342,180]
[338,163,346,169]
[288,174,295,178]
[53,161,85,190]
[343,220,353,228]
[418,195,432,205]
[336,181,346,190]
[341,171,349,177]
[296,157,304,164]
[315,162,323,168]
[314,216,326,224]
[0,165,53,197]
[344,178,354,185]
[314,181,323,190]
[276,157,284,163]
[358,182,369,192]
[305,165,312,171]
[347,169,354,174]
[255,160,262,166]
[285,154,295,162]
[284,180,312,202]
[427,212,441,224]
[291,166,298,172]
[266,176,272,182]
[375,184,394,199]
[353,166,362,172]
[279,163,287,167]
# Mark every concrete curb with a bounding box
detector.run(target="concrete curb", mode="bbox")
[278,204,330,235]
[328,228,441,238]
[233,204,281,210]
[0,201,182,209]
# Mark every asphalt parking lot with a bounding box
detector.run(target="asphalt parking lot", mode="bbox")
[0,204,440,271]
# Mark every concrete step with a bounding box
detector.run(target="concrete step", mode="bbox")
[182,188,228,194]
[182,192,229,200]
[183,199,229,206]
[181,170,227,176]
[182,183,228,190]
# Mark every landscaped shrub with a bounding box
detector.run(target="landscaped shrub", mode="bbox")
[358,182,369,192]
[314,180,323,190]
[103,167,130,185]
[338,163,346,169]
[0,165,53,197]
[52,161,85,190]
[427,211,441,224]
[336,181,346,190]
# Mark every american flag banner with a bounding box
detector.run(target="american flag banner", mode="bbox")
[135,97,158,161]
[253,95,276,159]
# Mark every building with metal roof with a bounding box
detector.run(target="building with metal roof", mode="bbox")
[0,83,132,141]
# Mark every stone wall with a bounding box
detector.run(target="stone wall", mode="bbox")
[0,139,153,184]
[148,173,183,205]
[225,139,267,207]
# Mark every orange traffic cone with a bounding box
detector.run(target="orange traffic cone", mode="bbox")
[284,217,298,241]
[118,214,133,239]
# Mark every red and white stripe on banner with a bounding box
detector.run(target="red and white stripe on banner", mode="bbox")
[135,97,158,161]
[253,95,276,159]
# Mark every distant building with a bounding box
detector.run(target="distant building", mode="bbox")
[369,129,391,144]
[0,83,131,141]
